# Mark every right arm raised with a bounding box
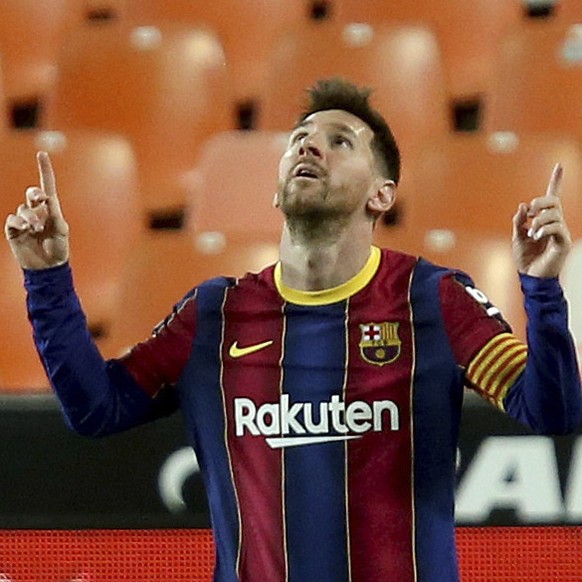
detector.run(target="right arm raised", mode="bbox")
[5,151,69,270]
[4,152,193,436]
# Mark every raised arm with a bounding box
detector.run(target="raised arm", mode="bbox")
[442,164,581,434]
[502,163,582,433]
[4,152,190,436]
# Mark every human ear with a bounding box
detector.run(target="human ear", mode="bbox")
[367,180,396,215]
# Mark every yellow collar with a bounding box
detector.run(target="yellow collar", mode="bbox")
[274,246,381,306]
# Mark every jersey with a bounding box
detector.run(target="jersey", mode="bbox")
[119,246,512,581]
[23,245,582,582]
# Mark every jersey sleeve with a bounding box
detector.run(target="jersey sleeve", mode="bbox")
[118,289,198,398]
[441,270,581,434]
[502,274,581,434]
[24,263,197,437]
[439,271,528,408]
[440,271,511,356]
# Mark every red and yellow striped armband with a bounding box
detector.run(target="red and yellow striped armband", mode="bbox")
[466,332,528,411]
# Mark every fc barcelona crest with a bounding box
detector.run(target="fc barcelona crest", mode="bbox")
[359,322,401,366]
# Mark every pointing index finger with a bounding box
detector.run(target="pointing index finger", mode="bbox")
[36,151,64,219]
[37,151,57,197]
[546,163,563,198]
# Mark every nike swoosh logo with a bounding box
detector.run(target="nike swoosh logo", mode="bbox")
[229,340,274,358]
[266,435,362,449]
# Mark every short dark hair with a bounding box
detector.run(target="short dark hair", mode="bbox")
[298,78,401,184]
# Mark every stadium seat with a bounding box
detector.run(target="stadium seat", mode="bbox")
[259,21,450,162]
[0,242,50,391]
[84,0,126,21]
[556,0,582,23]
[396,132,582,240]
[485,22,582,141]
[333,0,524,102]
[186,131,288,243]
[0,129,145,355]
[0,0,84,102]
[0,59,8,132]
[42,22,234,215]
[102,231,279,357]
[119,0,309,105]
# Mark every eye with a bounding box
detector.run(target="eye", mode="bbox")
[332,134,352,148]
[291,131,307,145]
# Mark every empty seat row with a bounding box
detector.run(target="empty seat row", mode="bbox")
[485,22,582,138]
[44,22,234,214]
[38,21,451,213]
[1,0,580,126]
[0,0,85,102]
[0,60,7,132]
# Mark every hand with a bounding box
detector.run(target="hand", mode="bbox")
[4,151,70,270]
[512,163,571,279]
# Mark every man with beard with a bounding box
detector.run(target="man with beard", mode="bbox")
[5,78,581,582]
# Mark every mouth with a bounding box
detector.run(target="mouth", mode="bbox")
[292,163,324,181]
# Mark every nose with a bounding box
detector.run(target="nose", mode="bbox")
[298,135,323,159]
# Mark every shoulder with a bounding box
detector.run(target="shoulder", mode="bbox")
[195,264,279,306]
[376,246,495,313]
[376,246,464,286]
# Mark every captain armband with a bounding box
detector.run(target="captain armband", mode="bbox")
[466,332,527,410]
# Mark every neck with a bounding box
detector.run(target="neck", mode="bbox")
[279,217,374,291]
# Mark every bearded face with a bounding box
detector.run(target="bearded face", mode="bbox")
[278,167,370,222]
[276,109,380,224]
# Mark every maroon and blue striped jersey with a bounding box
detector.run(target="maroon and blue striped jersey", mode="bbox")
[24,246,582,581]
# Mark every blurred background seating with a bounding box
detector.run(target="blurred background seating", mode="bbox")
[41,22,234,220]
[0,240,49,391]
[118,0,310,124]
[555,0,582,22]
[186,130,288,243]
[0,0,85,127]
[485,22,582,141]
[389,132,582,239]
[0,129,144,389]
[0,58,8,133]
[333,0,525,112]
[259,20,450,163]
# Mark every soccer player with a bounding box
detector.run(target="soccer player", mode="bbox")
[4,79,581,582]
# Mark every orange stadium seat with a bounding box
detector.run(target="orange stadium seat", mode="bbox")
[0,242,50,391]
[0,129,145,366]
[556,0,582,22]
[83,0,126,20]
[187,130,288,242]
[393,132,582,240]
[485,22,582,141]
[102,232,279,357]
[42,22,234,215]
[119,0,309,105]
[0,59,8,132]
[0,0,84,103]
[259,21,450,162]
[334,0,524,101]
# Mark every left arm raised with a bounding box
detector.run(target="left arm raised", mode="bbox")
[504,164,581,433]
